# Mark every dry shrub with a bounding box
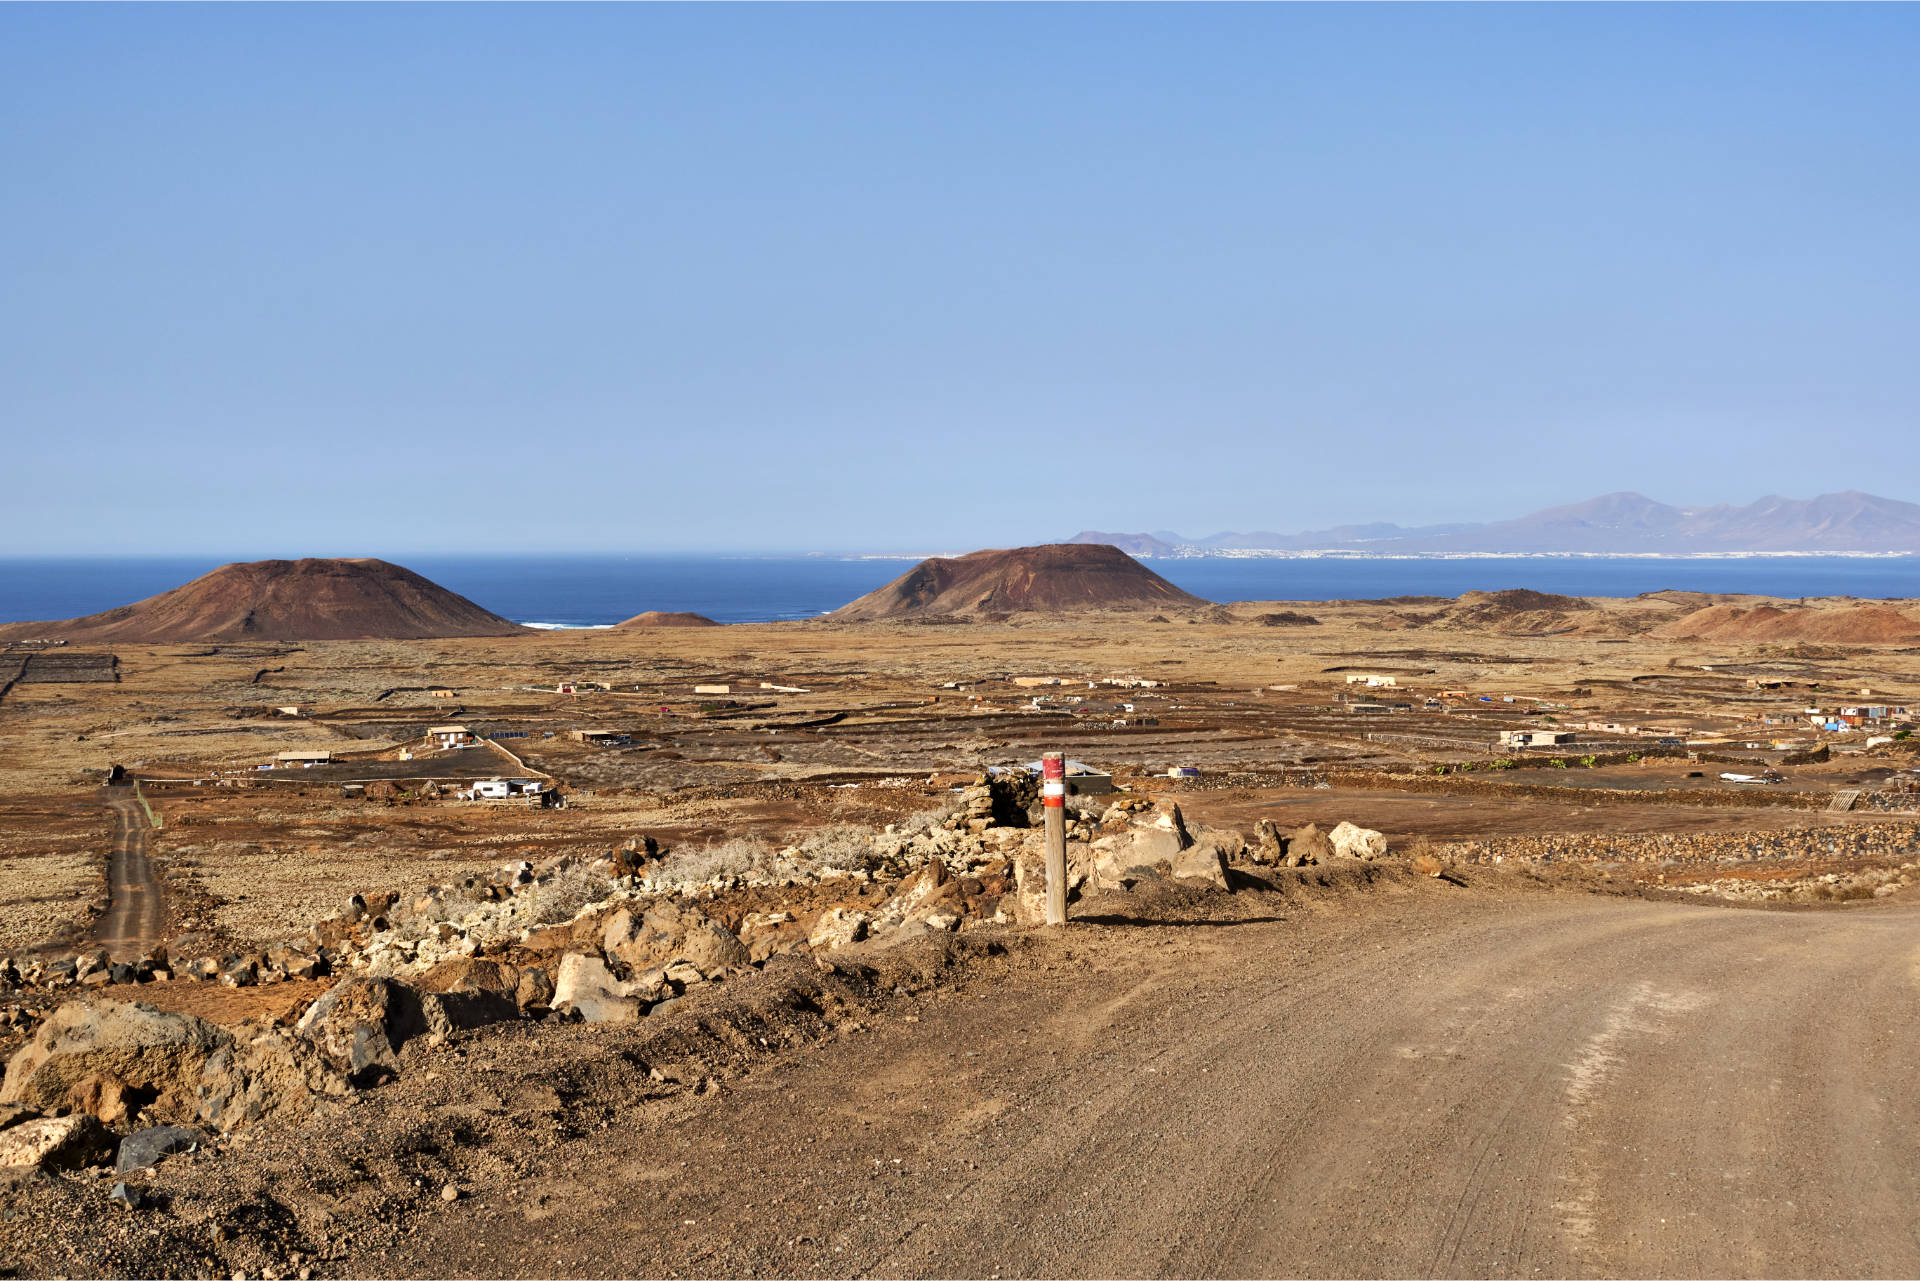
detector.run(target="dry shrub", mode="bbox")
[527,861,615,925]
[788,824,881,876]
[658,836,778,884]
[911,796,965,828]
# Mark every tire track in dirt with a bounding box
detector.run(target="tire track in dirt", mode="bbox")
[87,784,165,961]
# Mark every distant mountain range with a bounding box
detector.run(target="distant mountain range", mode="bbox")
[1070,492,1920,557]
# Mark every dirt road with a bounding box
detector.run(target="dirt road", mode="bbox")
[89,784,164,960]
[376,882,1920,1279]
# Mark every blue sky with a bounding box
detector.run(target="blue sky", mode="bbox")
[4,4,1918,555]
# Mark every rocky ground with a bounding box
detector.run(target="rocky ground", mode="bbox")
[9,861,1920,1279]
[0,779,1424,1277]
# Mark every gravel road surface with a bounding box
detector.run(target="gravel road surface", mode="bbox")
[90,784,165,961]
[383,885,1920,1278]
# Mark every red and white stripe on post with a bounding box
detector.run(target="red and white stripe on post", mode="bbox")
[1042,753,1067,807]
[1041,751,1068,925]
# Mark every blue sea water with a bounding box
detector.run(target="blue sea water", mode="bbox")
[0,555,1916,628]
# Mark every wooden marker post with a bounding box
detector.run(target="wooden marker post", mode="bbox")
[1041,751,1068,926]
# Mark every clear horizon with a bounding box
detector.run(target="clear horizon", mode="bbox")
[6,6,1920,555]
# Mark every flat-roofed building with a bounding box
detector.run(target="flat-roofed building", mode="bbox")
[275,750,332,767]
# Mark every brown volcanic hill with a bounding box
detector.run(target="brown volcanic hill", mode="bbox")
[826,544,1211,621]
[1653,603,1920,645]
[0,559,526,643]
[1383,588,1635,637]
[614,610,720,628]
[1446,589,1593,623]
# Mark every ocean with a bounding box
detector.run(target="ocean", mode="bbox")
[0,555,1916,628]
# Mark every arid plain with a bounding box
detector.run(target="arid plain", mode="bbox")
[6,563,1920,1277]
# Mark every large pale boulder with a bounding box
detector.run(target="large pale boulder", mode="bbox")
[296,977,447,1087]
[603,903,749,977]
[1171,843,1230,890]
[1089,839,1151,890]
[0,1113,114,1172]
[1011,852,1051,926]
[1329,821,1388,861]
[195,1027,345,1130]
[1008,838,1097,921]
[551,953,648,1024]
[1190,826,1246,864]
[807,908,870,952]
[736,912,808,964]
[1,999,330,1135]
[1087,803,1193,889]
[673,916,751,976]
[1131,802,1193,866]
[1,1000,231,1125]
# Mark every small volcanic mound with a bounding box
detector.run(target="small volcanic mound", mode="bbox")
[1452,589,1594,617]
[1254,611,1322,627]
[1383,588,1609,636]
[615,611,721,628]
[0,558,525,643]
[1653,603,1920,645]
[1439,589,1596,635]
[826,544,1210,621]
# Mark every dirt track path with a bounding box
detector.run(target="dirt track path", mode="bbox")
[391,885,1920,1278]
[89,785,165,961]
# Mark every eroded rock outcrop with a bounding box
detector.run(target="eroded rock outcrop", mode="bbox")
[1,1000,231,1125]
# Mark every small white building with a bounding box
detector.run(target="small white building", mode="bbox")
[461,777,546,801]
[1500,730,1576,748]
[427,725,473,750]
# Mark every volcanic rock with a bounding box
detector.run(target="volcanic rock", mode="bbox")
[1171,843,1231,890]
[115,1123,204,1173]
[1286,824,1333,867]
[414,958,523,1029]
[1251,819,1285,865]
[1406,589,1600,636]
[0,1000,230,1124]
[601,903,749,975]
[826,544,1211,621]
[0,558,525,643]
[551,954,646,1024]
[295,977,452,1086]
[807,908,870,952]
[737,912,808,964]
[1011,852,1053,926]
